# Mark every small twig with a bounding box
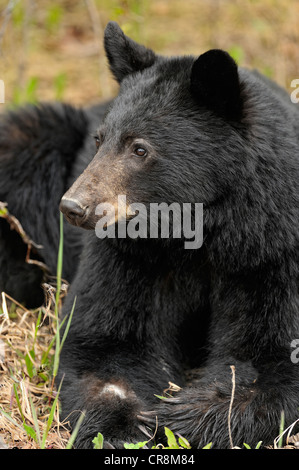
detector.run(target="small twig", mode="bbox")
[1,291,10,321]
[25,244,49,273]
[163,381,182,397]
[2,292,30,312]
[228,365,236,449]
[0,201,50,274]
[0,202,42,250]
[274,417,299,449]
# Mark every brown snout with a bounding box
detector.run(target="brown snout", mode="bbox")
[60,153,125,229]
[59,158,98,229]
[59,196,88,227]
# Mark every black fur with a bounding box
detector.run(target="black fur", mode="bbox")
[0,22,298,449]
[0,101,109,306]
[190,49,243,119]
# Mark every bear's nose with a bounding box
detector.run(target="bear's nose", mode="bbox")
[59,198,86,225]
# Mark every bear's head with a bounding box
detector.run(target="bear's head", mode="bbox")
[60,22,245,237]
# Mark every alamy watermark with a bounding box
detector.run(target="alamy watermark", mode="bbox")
[94,195,203,249]
[290,79,299,104]
[290,339,299,364]
[0,80,4,104]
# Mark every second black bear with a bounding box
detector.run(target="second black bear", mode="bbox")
[0,102,109,306]
[57,23,299,448]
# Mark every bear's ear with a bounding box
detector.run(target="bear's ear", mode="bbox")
[104,21,156,83]
[190,49,242,120]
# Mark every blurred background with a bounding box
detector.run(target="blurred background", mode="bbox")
[0,0,298,109]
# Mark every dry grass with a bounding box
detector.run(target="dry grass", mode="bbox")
[0,287,71,449]
[0,207,70,449]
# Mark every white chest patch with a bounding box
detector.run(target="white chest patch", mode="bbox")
[101,383,127,399]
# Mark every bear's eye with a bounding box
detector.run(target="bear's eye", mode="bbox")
[94,133,103,149]
[94,136,101,149]
[134,146,147,157]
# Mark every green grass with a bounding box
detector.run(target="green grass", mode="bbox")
[0,213,77,448]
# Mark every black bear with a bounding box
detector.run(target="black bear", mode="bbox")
[0,21,298,449]
[57,22,299,448]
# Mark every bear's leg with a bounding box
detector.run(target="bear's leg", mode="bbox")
[140,359,299,448]
[59,372,152,449]
[140,268,299,448]
[58,338,183,449]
